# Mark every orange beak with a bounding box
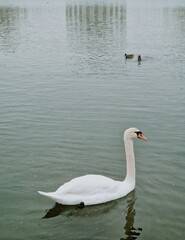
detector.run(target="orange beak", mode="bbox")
[137,133,148,141]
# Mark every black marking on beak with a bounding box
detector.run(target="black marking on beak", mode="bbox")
[135,131,142,136]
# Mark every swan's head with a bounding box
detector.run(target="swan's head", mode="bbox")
[124,128,147,141]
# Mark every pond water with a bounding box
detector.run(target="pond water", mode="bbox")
[0,0,185,239]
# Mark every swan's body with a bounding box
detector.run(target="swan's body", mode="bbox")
[38,128,147,206]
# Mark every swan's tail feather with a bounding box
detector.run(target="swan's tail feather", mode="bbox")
[38,191,55,198]
[38,191,65,204]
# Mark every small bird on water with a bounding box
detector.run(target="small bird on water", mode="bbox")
[138,55,142,62]
[125,53,134,59]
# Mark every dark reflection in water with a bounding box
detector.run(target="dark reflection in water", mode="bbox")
[42,198,119,219]
[42,191,142,240]
[65,1,126,73]
[66,2,126,31]
[0,6,27,52]
[121,192,142,240]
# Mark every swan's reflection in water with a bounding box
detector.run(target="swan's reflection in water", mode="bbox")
[42,198,118,218]
[42,191,142,239]
[121,192,142,240]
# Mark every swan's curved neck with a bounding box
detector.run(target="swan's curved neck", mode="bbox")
[124,137,135,186]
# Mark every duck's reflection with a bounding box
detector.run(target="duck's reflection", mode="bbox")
[42,191,142,239]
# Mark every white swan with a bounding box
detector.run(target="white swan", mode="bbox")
[38,128,147,206]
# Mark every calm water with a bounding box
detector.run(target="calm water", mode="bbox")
[0,0,185,239]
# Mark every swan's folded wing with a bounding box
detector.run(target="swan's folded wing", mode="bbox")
[55,174,121,196]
